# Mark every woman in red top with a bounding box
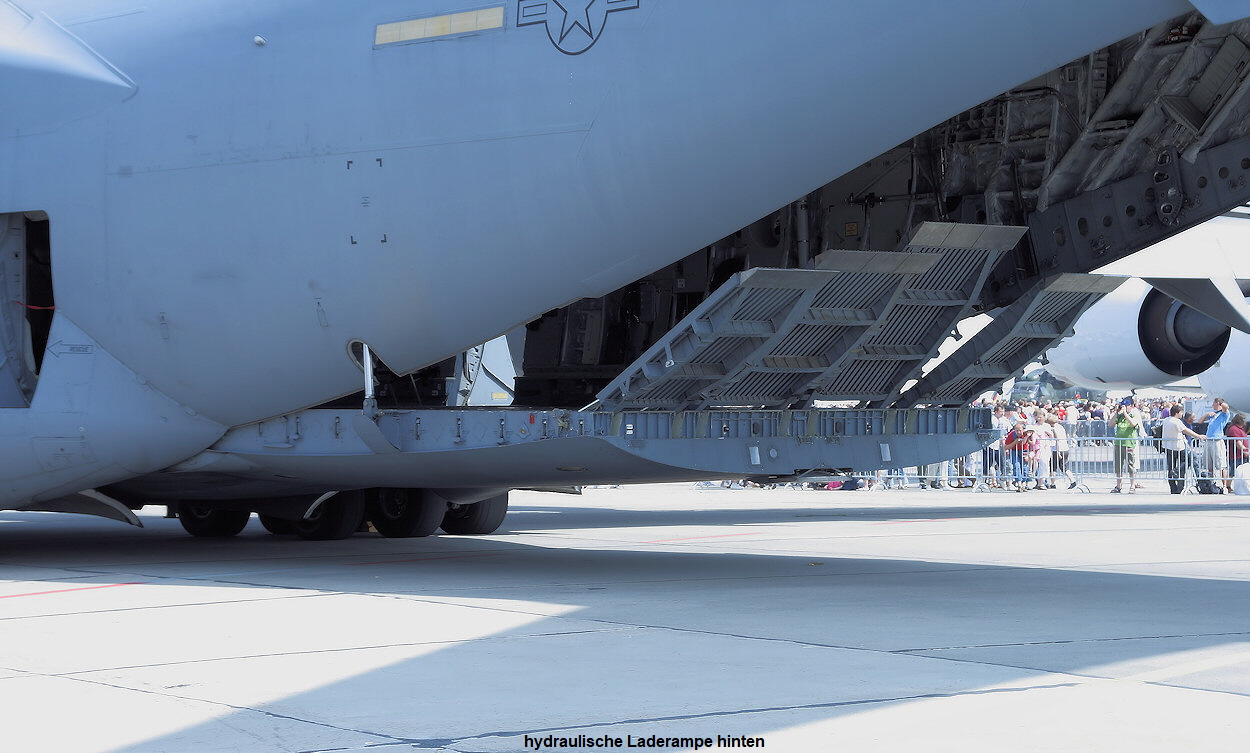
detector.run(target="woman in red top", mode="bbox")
[1004,422,1036,492]
[1226,414,1249,468]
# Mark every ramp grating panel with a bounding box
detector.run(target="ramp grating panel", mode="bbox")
[597,222,1026,411]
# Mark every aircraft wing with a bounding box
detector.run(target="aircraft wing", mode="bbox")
[1141,276,1250,333]
[0,2,136,131]
[1192,0,1250,22]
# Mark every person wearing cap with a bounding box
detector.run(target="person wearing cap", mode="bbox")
[1112,396,1142,493]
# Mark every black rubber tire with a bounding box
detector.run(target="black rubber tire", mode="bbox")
[440,493,509,535]
[176,503,251,537]
[258,514,297,535]
[366,489,445,538]
[295,491,366,540]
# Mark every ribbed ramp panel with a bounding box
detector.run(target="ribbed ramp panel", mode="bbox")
[596,222,1026,411]
[894,273,1126,407]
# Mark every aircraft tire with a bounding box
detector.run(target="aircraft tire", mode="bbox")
[176,503,251,537]
[366,489,444,538]
[295,491,366,540]
[440,493,508,535]
[258,514,296,535]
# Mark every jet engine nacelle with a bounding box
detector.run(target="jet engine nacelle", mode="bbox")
[1046,279,1231,390]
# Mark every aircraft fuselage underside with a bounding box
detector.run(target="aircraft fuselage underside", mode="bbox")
[106,405,993,504]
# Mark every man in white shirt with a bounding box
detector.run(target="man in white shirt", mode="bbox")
[983,405,1012,487]
[1162,404,1203,494]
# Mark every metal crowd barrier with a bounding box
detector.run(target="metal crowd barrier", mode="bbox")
[1062,435,1246,494]
[851,432,1250,495]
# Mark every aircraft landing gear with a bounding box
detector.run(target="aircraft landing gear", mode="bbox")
[176,502,251,537]
[294,491,366,540]
[366,488,444,538]
[440,492,508,535]
[173,489,506,539]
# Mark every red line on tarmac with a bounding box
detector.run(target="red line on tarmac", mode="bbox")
[0,582,140,599]
[643,532,766,543]
[348,553,507,566]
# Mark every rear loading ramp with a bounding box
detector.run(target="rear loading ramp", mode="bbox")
[595,222,1026,412]
[109,406,994,503]
[895,273,1126,406]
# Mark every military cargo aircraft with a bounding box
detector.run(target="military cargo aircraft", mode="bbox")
[4,1,1250,538]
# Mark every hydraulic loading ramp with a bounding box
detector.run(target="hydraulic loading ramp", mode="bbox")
[894,273,1125,406]
[596,222,1026,411]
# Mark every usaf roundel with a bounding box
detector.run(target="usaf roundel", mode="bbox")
[518,0,639,55]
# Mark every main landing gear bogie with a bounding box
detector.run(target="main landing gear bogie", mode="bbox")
[175,502,252,537]
[439,492,509,535]
[365,488,445,538]
[293,490,367,540]
[176,489,510,540]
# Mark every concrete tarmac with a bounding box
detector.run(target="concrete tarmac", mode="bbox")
[2,482,1249,752]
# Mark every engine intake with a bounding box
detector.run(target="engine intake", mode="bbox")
[1138,288,1230,377]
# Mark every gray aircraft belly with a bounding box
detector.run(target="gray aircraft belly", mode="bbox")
[110,405,991,502]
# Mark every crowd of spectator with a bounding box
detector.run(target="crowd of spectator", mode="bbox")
[705,395,1250,494]
[879,394,1250,493]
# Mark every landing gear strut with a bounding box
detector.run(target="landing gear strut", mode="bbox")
[294,491,366,540]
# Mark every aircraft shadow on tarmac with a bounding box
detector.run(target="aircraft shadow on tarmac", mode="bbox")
[503,499,1250,532]
[2,504,1250,752]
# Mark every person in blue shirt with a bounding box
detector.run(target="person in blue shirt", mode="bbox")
[1203,397,1232,492]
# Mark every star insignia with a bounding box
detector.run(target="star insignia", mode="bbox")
[554,0,597,44]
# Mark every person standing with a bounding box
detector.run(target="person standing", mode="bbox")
[1226,414,1249,469]
[1004,421,1032,492]
[1202,398,1232,493]
[1046,414,1078,489]
[1031,409,1054,489]
[1112,397,1142,493]
[1161,404,1202,494]
[983,404,1012,488]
